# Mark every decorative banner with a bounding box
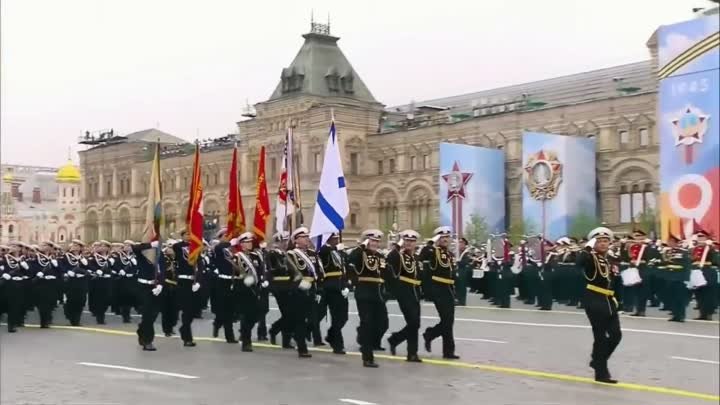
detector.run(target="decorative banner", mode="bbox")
[438,143,505,241]
[659,16,720,239]
[522,132,596,241]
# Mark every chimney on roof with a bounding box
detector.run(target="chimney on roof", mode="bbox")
[32,187,41,204]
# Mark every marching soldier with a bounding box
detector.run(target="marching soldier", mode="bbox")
[255,242,270,342]
[161,244,179,337]
[172,231,201,347]
[692,229,718,321]
[234,232,265,352]
[30,242,61,328]
[61,240,89,326]
[347,229,388,368]
[537,239,556,311]
[386,229,423,362]
[455,238,473,306]
[3,242,30,332]
[318,232,350,354]
[133,239,163,351]
[285,227,321,358]
[660,234,691,322]
[212,231,240,344]
[114,241,138,323]
[0,245,9,325]
[87,240,113,324]
[267,231,297,349]
[420,226,460,360]
[627,230,651,317]
[578,227,622,384]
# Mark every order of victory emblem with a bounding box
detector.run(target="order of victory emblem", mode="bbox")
[524,150,563,200]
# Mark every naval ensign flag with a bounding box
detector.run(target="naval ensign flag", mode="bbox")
[310,118,349,248]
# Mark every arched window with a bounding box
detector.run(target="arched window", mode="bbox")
[71,187,75,197]
[350,213,357,227]
[60,234,64,242]
[8,224,14,234]
[63,188,67,197]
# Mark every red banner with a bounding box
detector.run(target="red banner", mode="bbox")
[226,146,246,238]
[187,144,204,265]
[253,146,270,242]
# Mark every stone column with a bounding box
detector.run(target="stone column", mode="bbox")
[130,168,138,195]
[98,173,105,198]
[112,168,118,198]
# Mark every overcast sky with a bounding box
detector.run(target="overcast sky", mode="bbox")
[0,0,703,167]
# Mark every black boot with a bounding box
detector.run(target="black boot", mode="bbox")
[142,343,157,351]
[406,354,422,363]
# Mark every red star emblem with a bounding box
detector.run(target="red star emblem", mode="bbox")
[442,161,473,202]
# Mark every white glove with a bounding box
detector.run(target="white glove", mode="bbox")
[2,273,11,280]
[341,288,349,298]
[131,258,137,266]
[51,259,58,267]
[118,270,126,276]
[67,270,76,277]
[152,285,163,296]
[214,269,219,274]
[243,275,256,287]
[109,258,115,266]
[299,279,311,291]
[81,258,88,266]
[315,295,322,303]
[20,261,29,270]
[259,242,267,249]
[585,238,597,250]
[192,283,201,292]
[36,272,44,278]
[203,256,210,265]
[230,238,239,246]
[337,243,345,250]
[150,241,160,248]
[261,280,269,288]
[0,265,4,271]
[706,240,714,246]
[96,270,103,276]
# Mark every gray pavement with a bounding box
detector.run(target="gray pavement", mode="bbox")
[2,294,719,405]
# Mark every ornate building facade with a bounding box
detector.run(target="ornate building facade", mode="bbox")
[78,24,661,243]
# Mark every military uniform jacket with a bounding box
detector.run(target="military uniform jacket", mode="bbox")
[420,245,456,289]
[212,241,237,281]
[287,248,323,294]
[172,241,196,282]
[267,249,295,291]
[318,245,348,291]
[236,250,264,295]
[2,254,29,281]
[576,248,617,316]
[29,253,60,282]
[131,243,161,283]
[87,253,112,280]
[386,248,422,299]
[348,246,386,302]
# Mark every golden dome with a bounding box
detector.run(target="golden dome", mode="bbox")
[2,173,12,183]
[56,161,81,183]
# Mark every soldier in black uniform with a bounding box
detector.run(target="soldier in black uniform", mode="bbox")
[172,231,201,347]
[113,241,137,323]
[161,244,179,337]
[285,227,322,358]
[0,245,9,325]
[386,230,423,362]
[577,227,622,384]
[234,232,265,352]
[212,230,241,344]
[3,242,30,332]
[420,226,460,360]
[347,229,387,368]
[133,240,163,351]
[87,241,113,324]
[255,242,270,341]
[30,242,61,328]
[318,233,350,354]
[267,231,296,349]
[61,240,89,326]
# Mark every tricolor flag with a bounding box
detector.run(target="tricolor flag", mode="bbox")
[275,127,295,234]
[186,144,204,266]
[142,143,164,274]
[226,146,246,238]
[310,116,349,248]
[253,146,270,242]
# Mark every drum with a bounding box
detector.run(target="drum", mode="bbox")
[472,269,485,279]
[620,267,642,286]
[688,269,707,289]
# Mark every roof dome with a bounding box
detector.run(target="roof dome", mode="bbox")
[2,173,12,183]
[56,161,81,183]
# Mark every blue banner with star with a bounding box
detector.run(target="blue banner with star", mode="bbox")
[522,132,596,241]
[438,142,505,241]
[659,54,719,239]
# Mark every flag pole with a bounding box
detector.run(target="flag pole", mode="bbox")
[155,140,162,281]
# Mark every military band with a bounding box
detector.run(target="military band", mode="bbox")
[1,224,718,379]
